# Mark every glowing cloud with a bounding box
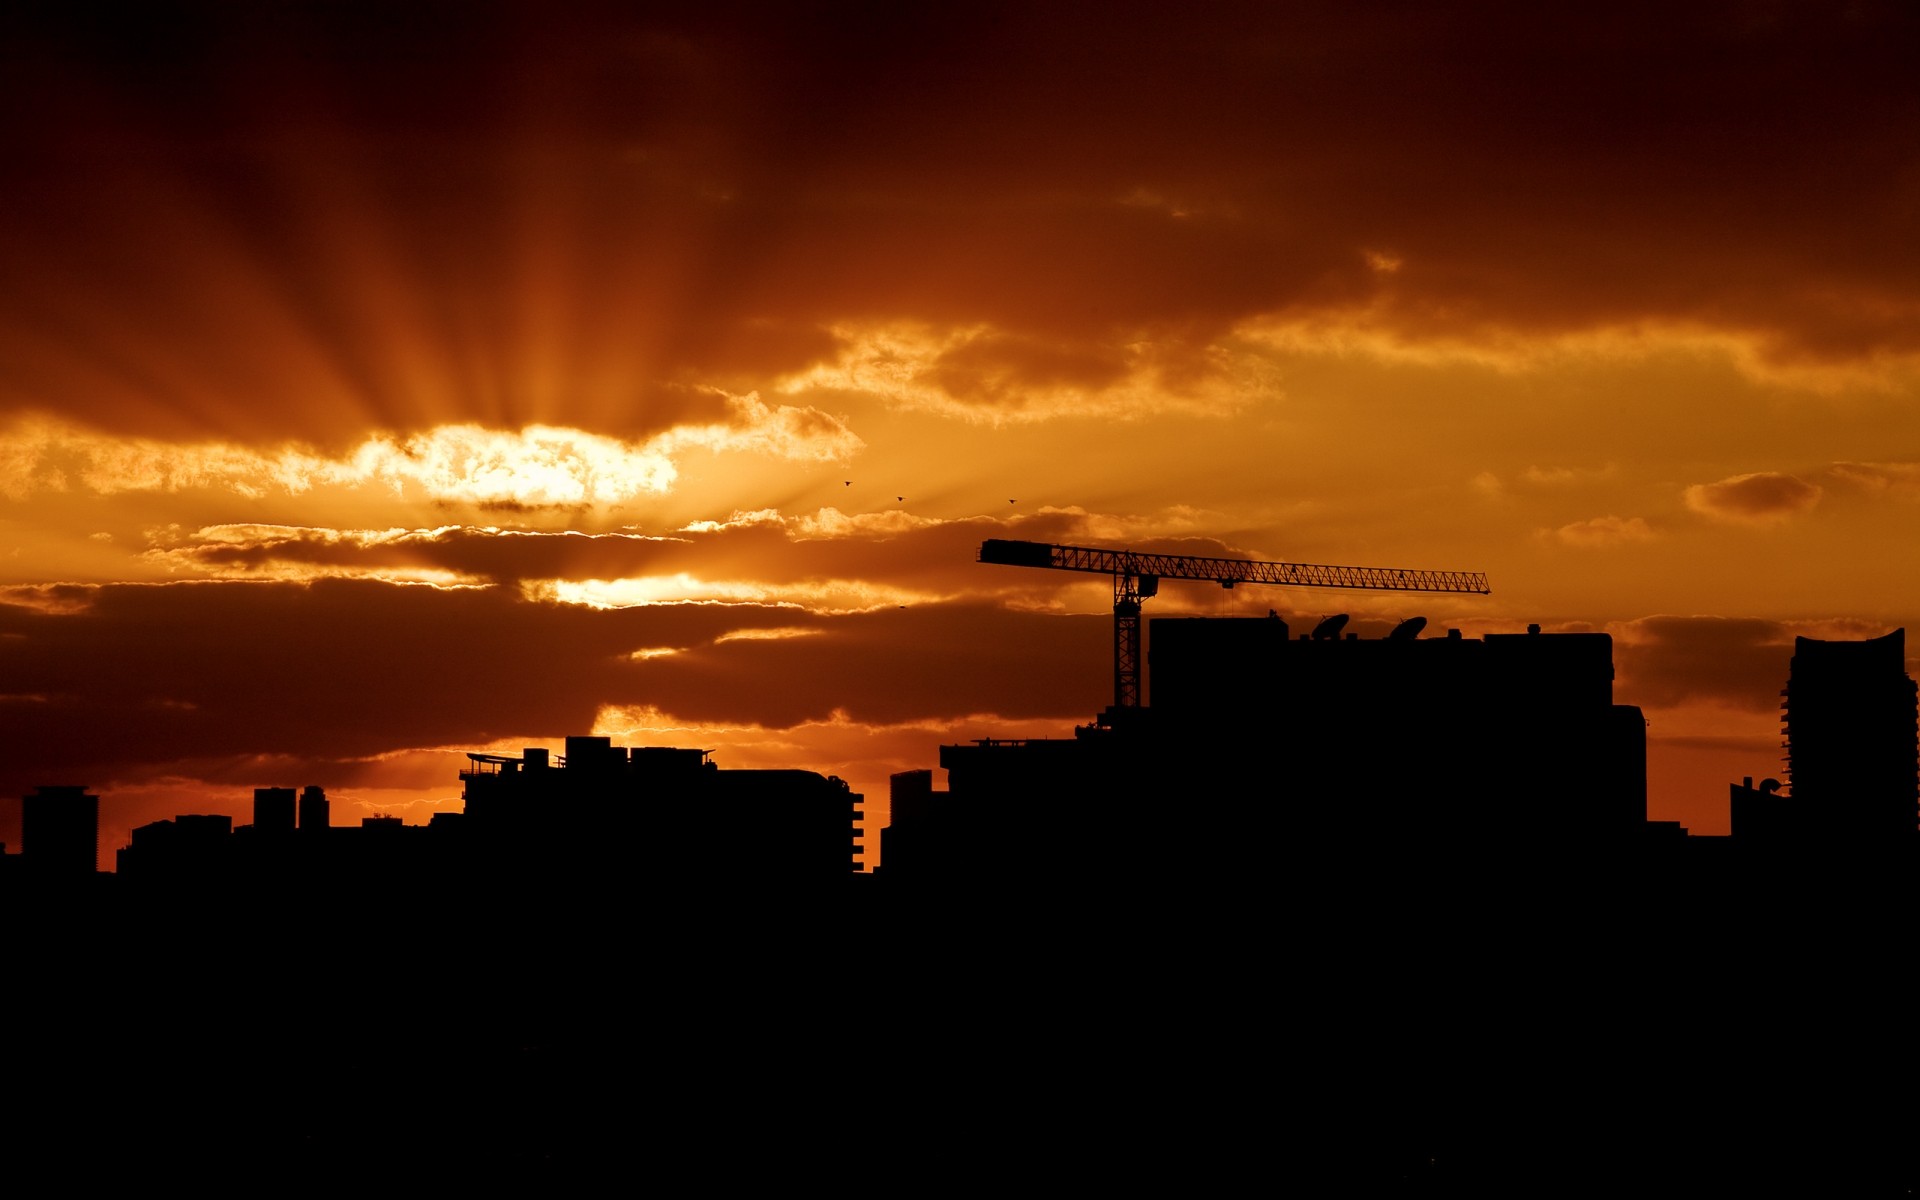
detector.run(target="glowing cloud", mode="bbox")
[715,626,823,643]
[530,575,928,612]
[0,402,860,507]
[775,321,1265,423]
[1683,472,1823,525]
[1236,312,1920,391]
[344,425,680,504]
[678,506,944,538]
[653,392,864,462]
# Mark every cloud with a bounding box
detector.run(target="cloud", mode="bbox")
[125,506,1240,602]
[1828,461,1920,499]
[1610,615,1794,711]
[1522,464,1617,487]
[0,578,1115,798]
[1609,614,1905,712]
[775,321,1267,424]
[1548,515,1655,547]
[532,575,928,613]
[651,392,864,461]
[0,404,860,507]
[1682,472,1822,524]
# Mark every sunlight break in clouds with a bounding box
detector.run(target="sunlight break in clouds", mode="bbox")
[680,504,1224,547]
[530,575,929,612]
[0,399,860,506]
[715,626,823,643]
[680,506,948,540]
[1682,472,1823,525]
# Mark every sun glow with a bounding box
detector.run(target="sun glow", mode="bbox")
[530,574,932,611]
[0,402,861,508]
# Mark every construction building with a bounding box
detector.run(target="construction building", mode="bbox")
[884,615,1648,884]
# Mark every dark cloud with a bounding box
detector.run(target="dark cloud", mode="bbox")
[1613,615,1794,710]
[1683,472,1823,524]
[0,576,1111,797]
[150,526,695,583]
[142,513,1265,595]
[927,334,1132,409]
[613,603,1110,728]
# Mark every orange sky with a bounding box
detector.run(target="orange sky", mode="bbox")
[5,3,1920,865]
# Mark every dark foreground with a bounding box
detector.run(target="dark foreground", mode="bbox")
[7,855,1916,1193]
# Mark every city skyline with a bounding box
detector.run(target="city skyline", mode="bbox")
[9,606,1918,1188]
[6,6,1920,858]
[10,613,1912,875]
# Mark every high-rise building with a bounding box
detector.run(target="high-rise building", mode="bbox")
[22,785,100,878]
[299,785,330,832]
[1781,629,1918,840]
[253,786,296,835]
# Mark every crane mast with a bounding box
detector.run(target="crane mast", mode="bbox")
[978,538,1491,709]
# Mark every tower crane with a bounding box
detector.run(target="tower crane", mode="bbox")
[977,538,1491,710]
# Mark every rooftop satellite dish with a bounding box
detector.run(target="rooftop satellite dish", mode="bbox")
[1389,616,1428,640]
[1312,613,1350,640]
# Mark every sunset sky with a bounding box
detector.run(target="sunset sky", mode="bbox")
[5,2,1919,866]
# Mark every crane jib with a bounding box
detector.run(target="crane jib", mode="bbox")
[977,538,1489,594]
[978,537,1490,709]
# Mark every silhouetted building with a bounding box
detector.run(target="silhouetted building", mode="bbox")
[890,617,1648,884]
[300,785,330,832]
[117,814,234,879]
[879,769,937,876]
[1780,629,1918,840]
[1729,776,1797,844]
[22,785,100,878]
[1148,616,1645,847]
[254,786,296,835]
[459,735,864,881]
